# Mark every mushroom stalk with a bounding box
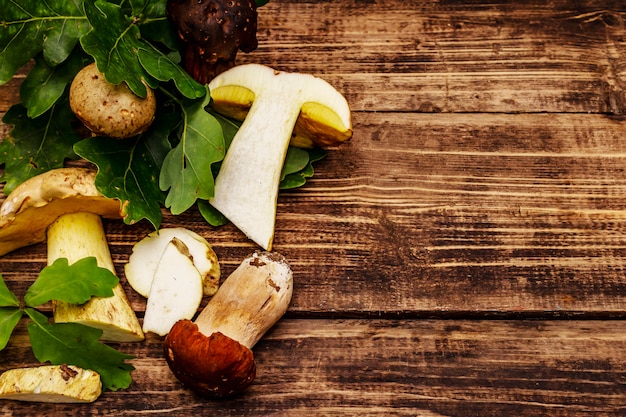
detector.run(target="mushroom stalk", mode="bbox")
[164,251,293,397]
[47,212,144,342]
[208,64,352,250]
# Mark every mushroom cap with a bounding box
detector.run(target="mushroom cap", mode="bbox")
[208,64,353,148]
[0,168,121,256]
[166,0,258,83]
[69,63,157,139]
[163,320,256,398]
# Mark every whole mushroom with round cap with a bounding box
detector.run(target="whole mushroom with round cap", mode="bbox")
[163,251,293,398]
[0,167,144,342]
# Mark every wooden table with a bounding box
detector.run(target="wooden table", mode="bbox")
[1,1,626,415]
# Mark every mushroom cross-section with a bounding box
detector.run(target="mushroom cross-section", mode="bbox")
[0,168,144,342]
[208,64,353,250]
[164,251,293,398]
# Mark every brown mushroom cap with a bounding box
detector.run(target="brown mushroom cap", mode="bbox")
[163,320,256,398]
[166,0,258,84]
[0,168,121,256]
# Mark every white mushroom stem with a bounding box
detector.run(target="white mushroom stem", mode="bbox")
[194,251,293,349]
[47,212,144,342]
[208,64,351,250]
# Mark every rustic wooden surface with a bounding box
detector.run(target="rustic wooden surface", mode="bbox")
[1,0,626,415]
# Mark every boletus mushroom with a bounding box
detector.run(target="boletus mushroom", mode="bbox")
[0,168,144,342]
[69,63,156,139]
[166,0,258,84]
[208,63,353,250]
[164,251,292,398]
[0,365,102,403]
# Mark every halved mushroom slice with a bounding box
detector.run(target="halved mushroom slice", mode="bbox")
[142,238,204,336]
[124,227,220,298]
[0,168,144,342]
[208,64,353,250]
[0,365,102,403]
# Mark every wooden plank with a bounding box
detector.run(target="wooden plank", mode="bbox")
[2,3,623,116]
[0,1,625,415]
[1,319,624,416]
[1,111,625,316]
[244,0,626,114]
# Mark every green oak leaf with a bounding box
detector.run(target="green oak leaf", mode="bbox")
[74,136,165,228]
[198,200,228,227]
[160,88,225,214]
[281,147,311,182]
[208,108,240,151]
[75,99,177,227]
[0,275,20,308]
[280,147,327,190]
[0,0,90,85]
[24,257,119,307]
[129,0,168,17]
[80,0,158,97]
[138,47,206,99]
[0,308,23,350]
[0,97,81,194]
[21,50,93,118]
[26,308,135,391]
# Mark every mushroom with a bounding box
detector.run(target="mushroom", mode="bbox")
[0,168,144,342]
[208,64,353,250]
[69,63,156,139]
[0,365,101,403]
[166,0,258,84]
[124,227,220,298]
[163,251,292,398]
[142,238,204,336]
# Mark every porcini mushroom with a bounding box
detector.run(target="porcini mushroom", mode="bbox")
[0,168,144,342]
[163,251,292,398]
[208,64,353,250]
[166,0,258,84]
[0,364,102,403]
[69,63,156,139]
[125,227,220,298]
[142,238,204,336]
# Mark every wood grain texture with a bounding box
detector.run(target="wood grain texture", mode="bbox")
[1,319,625,417]
[1,0,626,415]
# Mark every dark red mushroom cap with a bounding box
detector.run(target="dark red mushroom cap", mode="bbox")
[164,319,256,398]
[166,0,258,84]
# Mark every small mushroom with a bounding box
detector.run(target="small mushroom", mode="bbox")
[166,0,258,83]
[207,64,353,250]
[0,168,144,342]
[69,63,156,139]
[163,251,292,398]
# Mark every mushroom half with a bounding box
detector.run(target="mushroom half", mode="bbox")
[0,168,144,342]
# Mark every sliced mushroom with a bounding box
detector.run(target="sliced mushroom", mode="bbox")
[208,64,353,250]
[124,227,220,298]
[0,365,101,403]
[142,238,204,336]
[0,168,144,342]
